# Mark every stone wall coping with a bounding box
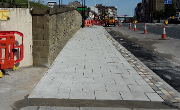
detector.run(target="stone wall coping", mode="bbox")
[32,8,77,15]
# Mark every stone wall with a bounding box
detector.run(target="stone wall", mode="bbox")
[32,8,82,67]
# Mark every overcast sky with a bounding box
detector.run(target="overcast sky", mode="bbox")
[45,0,142,17]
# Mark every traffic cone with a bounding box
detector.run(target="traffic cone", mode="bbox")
[144,23,147,34]
[162,25,167,40]
[129,22,132,29]
[134,23,137,31]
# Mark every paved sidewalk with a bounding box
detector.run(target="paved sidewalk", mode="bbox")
[28,25,178,102]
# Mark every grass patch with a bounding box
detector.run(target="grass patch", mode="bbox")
[0,0,50,8]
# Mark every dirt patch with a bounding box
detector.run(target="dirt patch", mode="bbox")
[0,66,48,109]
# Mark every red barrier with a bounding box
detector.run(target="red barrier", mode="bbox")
[91,20,95,25]
[0,31,23,68]
[85,20,92,27]
[95,21,103,25]
[0,34,15,69]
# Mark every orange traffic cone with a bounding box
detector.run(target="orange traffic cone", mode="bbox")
[129,22,132,29]
[134,23,137,31]
[162,25,167,40]
[144,23,147,34]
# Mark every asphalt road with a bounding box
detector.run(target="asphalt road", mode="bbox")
[105,26,180,93]
[121,23,180,40]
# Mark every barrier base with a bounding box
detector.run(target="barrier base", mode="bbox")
[13,65,18,71]
[0,70,3,78]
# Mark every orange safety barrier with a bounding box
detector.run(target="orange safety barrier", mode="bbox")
[85,20,92,27]
[0,31,23,69]
[91,20,95,25]
[0,34,15,69]
[95,21,103,25]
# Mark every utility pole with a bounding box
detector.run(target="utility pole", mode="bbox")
[81,0,84,28]
[59,0,60,8]
[84,0,85,21]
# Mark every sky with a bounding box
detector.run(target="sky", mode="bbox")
[45,0,142,17]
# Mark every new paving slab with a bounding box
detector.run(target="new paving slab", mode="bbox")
[28,25,166,102]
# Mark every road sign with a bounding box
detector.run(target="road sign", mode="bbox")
[121,15,128,17]
[164,0,172,4]
[0,10,10,20]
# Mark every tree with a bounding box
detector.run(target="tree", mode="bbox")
[165,4,176,18]
[153,10,165,19]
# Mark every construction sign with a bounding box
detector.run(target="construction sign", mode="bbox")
[0,10,10,20]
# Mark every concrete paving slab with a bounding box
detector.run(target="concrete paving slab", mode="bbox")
[69,90,95,99]
[106,84,130,92]
[134,79,149,86]
[121,74,131,79]
[131,74,144,80]
[83,83,106,91]
[140,86,155,92]
[39,106,79,110]
[43,88,60,98]
[95,91,122,100]
[122,79,138,85]
[80,107,131,110]
[54,89,70,99]
[28,88,46,98]
[128,85,145,92]
[145,93,164,102]
[120,91,150,101]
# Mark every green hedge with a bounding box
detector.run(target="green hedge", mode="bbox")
[0,0,50,8]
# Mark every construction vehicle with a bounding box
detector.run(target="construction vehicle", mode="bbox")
[164,12,180,25]
[105,15,116,26]
[99,8,115,27]
[164,16,175,25]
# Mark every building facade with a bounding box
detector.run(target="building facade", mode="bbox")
[96,4,117,19]
[137,0,180,23]
[136,0,165,22]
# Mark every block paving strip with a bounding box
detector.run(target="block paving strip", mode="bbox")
[103,28,180,103]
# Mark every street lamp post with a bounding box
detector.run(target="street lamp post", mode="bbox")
[81,0,84,28]
[84,0,85,20]
[59,0,60,8]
